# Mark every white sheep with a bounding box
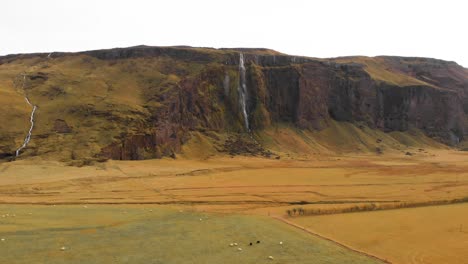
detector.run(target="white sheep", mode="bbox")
[60,246,66,251]
[279,241,283,245]
[237,247,242,251]
[268,256,274,260]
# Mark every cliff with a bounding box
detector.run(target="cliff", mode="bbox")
[0,46,466,163]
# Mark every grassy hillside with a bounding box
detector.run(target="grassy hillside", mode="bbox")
[256,121,446,158]
[0,46,465,163]
[0,53,222,162]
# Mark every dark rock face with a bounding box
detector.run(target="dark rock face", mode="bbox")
[377,85,464,143]
[53,119,72,133]
[241,57,465,146]
[100,125,185,160]
[262,66,301,123]
[327,64,376,126]
[242,56,466,146]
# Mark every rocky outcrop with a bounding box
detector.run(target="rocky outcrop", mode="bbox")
[100,124,185,160]
[376,84,464,144]
[53,119,72,133]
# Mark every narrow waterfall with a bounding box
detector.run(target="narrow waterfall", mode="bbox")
[15,75,38,157]
[238,53,249,131]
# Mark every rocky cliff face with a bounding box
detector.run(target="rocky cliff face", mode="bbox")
[242,55,467,145]
[0,46,467,162]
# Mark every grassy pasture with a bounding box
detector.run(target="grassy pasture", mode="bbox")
[0,205,382,264]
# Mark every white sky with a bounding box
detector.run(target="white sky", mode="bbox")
[1,0,467,67]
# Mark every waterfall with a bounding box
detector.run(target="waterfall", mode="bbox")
[15,75,38,157]
[238,53,249,131]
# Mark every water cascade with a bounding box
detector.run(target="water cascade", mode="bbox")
[15,75,38,157]
[238,53,249,131]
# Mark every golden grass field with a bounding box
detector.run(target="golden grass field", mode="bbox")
[1,148,468,263]
[292,203,468,264]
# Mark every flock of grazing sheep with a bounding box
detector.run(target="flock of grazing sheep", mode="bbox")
[228,240,284,260]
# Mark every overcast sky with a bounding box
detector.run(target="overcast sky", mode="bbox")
[1,0,467,67]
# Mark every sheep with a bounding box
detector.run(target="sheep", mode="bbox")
[237,247,242,251]
[1,238,5,242]
[249,242,253,246]
[279,241,283,245]
[60,246,66,251]
[233,242,238,246]
[268,256,274,260]
[229,243,234,247]
[257,240,260,244]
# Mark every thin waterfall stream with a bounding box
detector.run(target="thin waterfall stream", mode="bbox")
[15,74,38,157]
[238,53,262,146]
[238,53,249,131]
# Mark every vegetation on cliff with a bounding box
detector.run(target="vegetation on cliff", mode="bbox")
[0,46,466,163]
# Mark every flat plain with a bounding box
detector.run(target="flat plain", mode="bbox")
[0,205,382,264]
[1,149,468,263]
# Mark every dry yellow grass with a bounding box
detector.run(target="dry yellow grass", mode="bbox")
[334,57,433,87]
[257,121,446,159]
[291,203,468,264]
[1,149,467,211]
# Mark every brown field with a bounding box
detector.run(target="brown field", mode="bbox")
[291,203,468,264]
[1,149,467,210]
[1,149,468,263]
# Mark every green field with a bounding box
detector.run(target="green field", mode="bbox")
[0,205,382,264]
